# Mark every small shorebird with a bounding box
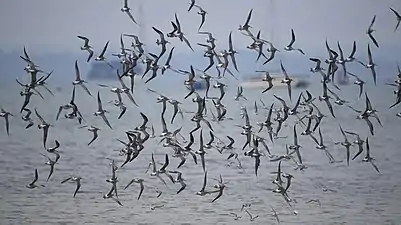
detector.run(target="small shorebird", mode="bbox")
[366,15,379,48]
[0,107,13,136]
[79,125,100,146]
[61,176,82,197]
[35,108,52,149]
[284,29,305,55]
[26,169,39,189]
[121,0,137,24]
[94,92,112,129]
[77,35,94,62]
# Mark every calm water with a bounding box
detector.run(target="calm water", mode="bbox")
[0,76,401,225]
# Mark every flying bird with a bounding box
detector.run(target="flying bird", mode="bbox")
[358,44,377,85]
[61,176,82,197]
[390,7,401,32]
[77,36,94,62]
[73,60,92,97]
[79,125,100,146]
[121,0,137,24]
[95,41,114,69]
[94,92,112,129]
[280,61,293,101]
[152,27,169,58]
[366,15,379,48]
[0,107,13,136]
[194,5,207,31]
[363,137,381,174]
[35,108,51,149]
[284,29,305,55]
[347,72,365,98]
[238,9,253,34]
[227,31,239,72]
[188,0,196,12]
[26,169,39,189]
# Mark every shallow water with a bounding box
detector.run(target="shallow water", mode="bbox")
[0,76,401,225]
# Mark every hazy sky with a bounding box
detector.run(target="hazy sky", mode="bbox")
[0,0,400,56]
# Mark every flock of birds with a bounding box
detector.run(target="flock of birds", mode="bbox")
[2,0,401,223]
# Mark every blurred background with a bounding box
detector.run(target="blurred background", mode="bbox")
[0,0,400,83]
[1,1,401,224]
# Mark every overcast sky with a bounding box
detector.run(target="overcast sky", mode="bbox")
[0,0,400,57]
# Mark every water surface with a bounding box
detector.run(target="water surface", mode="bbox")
[0,77,400,225]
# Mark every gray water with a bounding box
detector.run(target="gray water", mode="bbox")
[0,76,401,225]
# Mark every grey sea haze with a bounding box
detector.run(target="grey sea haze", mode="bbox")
[1,0,401,223]
[1,73,401,224]
[1,0,401,54]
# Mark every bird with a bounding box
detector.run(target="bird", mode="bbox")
[35,71,54,96]
[61,176,82,197]
[168,98,183,124]
[40,153,57,182]
[79,125,100,146]
[152,27,169,58]
[327,88,348,106]
[280,61,293,101]
[229,212,242,220]
[188,0,196,12]
[196,171,209,196]
[211,175,227,203]
[309,128,337,163]
[94,92,112,129]
[35,108,51,149]
[358,44,377,85]
[309,58,324,73]
[234,86,247,101]
[0,107,13,136]
[116,69,139,106]
[193,5,207,31]
[46,140,61,163]
[339,124,352,166]
[336,41,347,79]
[319,79,336,118]
[121,0,137,24]
[103,186,123,206]
[124,34,145,55]
[264,42,279,65]
[161,47,178,74]
[21,108,34,129]
[150,204,165,210]
[95,41,114,69]
[344,130,365,161]
[390,7,401,32]
[124,178,144,200]
[366,15,379,48]
[284,29,305,55]
[258,71,274,93]
[245,209,259,221]
[238,9,253,34]
[26,169,39,189]
[345,41,357,63]
[77,36,94,62]
[167,14,194,52]
[363,137,381,174]
[73,60,92,97]
[347,72,365,98]
[19,88,36,113]
[227,31,239,72]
